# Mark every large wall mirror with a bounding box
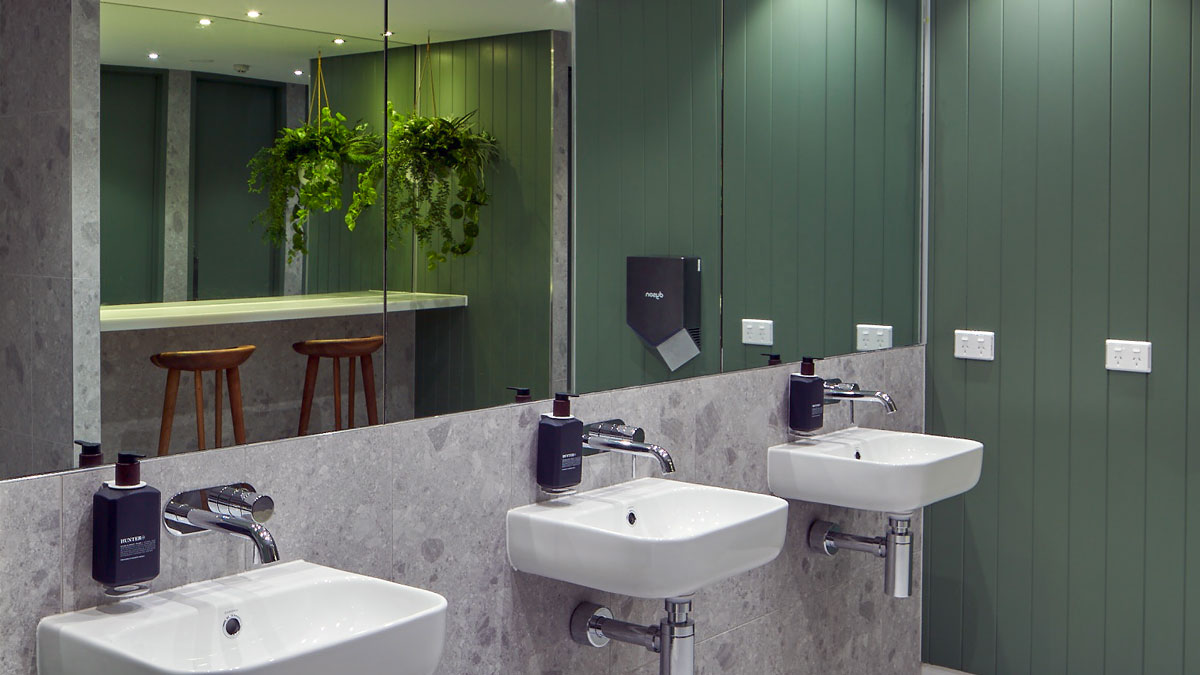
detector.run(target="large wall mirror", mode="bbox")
[0,0,921,482]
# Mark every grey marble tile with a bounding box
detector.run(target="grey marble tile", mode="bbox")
[384,311,416,422]
[243,429,392,578]
[387,412,511,674]
[504,573,620,674]
[0,0,70,117]
[0,474,63,675]
[162,70,191,302]
[71,275,101,442]
[69,104,100,282]
[25,111,73,277]
[30,276,74,445]
[0,273,32,437]
[550,31,570,395]
[0,430,35,481]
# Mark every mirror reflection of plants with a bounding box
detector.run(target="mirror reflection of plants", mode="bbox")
[351,102,499,269]
[247,106,380,262]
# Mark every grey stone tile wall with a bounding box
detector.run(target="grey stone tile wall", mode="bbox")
[0,345,925,674]
[0,0,101,479]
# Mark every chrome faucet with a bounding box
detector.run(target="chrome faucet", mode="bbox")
[164,483,279,563]
[582,420,676,474]
[823,379,898,414]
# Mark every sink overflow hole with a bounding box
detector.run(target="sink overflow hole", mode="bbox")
[627,511,637,526]
[854,451,862,460]
[223,615,242,638]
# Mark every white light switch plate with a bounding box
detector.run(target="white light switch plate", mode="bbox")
[856,324,894,351]
[742,319,774,346]
[1106,339,1151,373]
[954,329,995,361]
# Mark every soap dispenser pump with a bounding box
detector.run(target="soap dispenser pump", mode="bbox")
[92,453,161,595]
[74,439,103,468]
[537,393,583,495]
[789,356,824,435]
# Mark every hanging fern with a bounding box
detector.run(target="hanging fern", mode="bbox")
[247,107,381,262]
[351,102,499,269]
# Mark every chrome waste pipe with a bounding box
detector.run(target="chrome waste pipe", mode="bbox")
[809,515,913,599]
[571,597,696,675]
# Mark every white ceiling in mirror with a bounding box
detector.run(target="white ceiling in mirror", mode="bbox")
[102,1,572,82]
[101,3,388,82]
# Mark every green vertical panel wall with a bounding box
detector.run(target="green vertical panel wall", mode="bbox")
[100,68,165,305]
[305,47,409,294]
[191,77,283,299]
[410,33,556,416]
[722,0,919,370]
[574,0,722,394]
[924,1,1199,673]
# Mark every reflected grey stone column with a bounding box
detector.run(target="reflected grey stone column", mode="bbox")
[71,0,102,450]
[162,70,191,302]
[550,30,570,394]
[282,83,308,296]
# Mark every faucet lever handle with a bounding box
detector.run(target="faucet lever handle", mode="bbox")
[584,419,646,442]
[206,484,274,523]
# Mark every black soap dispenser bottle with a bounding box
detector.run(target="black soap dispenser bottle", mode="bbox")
[537,393,583,494]
[93,453,161,594]
[789,356,825,435]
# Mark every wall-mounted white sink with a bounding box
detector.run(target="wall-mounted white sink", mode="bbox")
[768,427,983,513]
[507,477,788,598]
[37,561,447,675]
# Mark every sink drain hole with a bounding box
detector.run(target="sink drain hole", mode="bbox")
[223,615,242,638]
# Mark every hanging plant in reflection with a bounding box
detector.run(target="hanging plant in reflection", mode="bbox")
[350,102,498,269]
[247,57,380,261]
[349,38,499,270]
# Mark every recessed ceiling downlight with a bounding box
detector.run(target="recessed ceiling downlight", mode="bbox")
[246,10,261,18]
[148,52,159,60]
[294,69,304,76]
[198,18,212,26]
[333,38,346,45]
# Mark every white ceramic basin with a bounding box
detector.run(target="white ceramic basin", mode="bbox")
[767,427,983,513]
[37,561,447,675]
[506,477,788,598]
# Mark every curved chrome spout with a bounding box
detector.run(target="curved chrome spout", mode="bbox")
[164,494,280,563]
[583,433,676,474]
[823,381,898,414]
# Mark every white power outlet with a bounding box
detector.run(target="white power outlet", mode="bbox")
[856,324,894,351]
[742,319,774,346]
[954,329,995,361]
[1106,339,1151,373]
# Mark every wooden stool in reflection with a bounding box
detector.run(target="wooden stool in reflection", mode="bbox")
[293,335,384,435]
[150,345,256,456]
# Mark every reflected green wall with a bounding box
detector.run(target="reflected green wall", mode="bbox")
[100,68,165,305]
[575,0,921,392]
[319,34,559,415]
[723,0,920,367]
[924,1,1200,673]
[409,33,557,416]
[575,0,723,393]
[191,76,283,299]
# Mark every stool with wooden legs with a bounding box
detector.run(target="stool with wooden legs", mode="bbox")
[150,345,256,456]
[293,335,384,435]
